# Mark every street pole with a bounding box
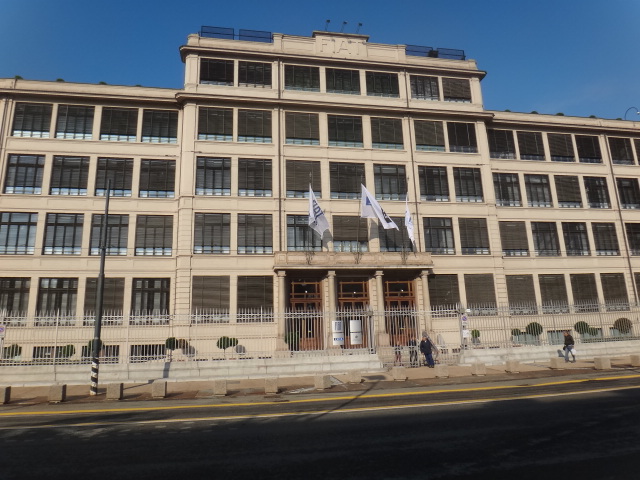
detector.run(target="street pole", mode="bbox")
[90,179,111,395]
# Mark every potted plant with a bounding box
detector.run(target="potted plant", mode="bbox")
[471,329,481,345]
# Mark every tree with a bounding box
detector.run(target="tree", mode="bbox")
[217,336,238,357]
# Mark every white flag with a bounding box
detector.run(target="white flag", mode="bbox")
[360,184,399,230]
[405,198,416,246]
[308,186,330,236]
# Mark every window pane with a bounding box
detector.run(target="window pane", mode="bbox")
[419,166,449,201]
[0,212,38,254]
[141,110,178,143]
[100,107,138,141]
[50,156,89,195]
[194,213,230,254]
[200,59,234,85]
[135,216,173,256]
[198,107,233,141]
[327,115,363,147]
[55,105,94,139]
[4,154,45,194]
[196,157,231,195]
[326,68,360,94]
[285,112,320,145]
[12,103,52,138]
[139,160,175,198]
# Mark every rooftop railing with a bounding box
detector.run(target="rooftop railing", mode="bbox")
[199,26,273,43]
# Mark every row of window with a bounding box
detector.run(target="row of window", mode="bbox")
[199,58,473,102]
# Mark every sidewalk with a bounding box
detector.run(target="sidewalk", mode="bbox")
[3,355,638,407]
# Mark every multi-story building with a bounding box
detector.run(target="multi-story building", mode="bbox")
[1,27,639,363]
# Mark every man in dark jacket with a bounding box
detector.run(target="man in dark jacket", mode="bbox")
[563,331,576,363]
[419,335,435,368]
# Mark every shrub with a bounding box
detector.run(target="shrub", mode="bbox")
[614,317,633,334]
[217,336,238,352]
[511,328,522,337]
[5,344,22,358]
[525,322,543,336]
[574,321,590,334]
[471,329,481,338]
[165,337,178,351]
[59,344,75,358]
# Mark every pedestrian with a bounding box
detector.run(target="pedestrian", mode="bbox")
[408,334,418,367]
[394,342,403,366]
[563,331,576,363]
[420,335,435,368]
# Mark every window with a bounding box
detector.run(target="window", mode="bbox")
[238,159,272,197]
[0,212,37,255]
[239,61,272,88]
[517,131,545,160]
[453,167,483,202]
[447,122,477,153]
[285,112,319,145]
[410,75,439,100]
[36,278,78,316]
[131,278,170,315]
[424,217,454,254]
[194,213,230,254]
[576,135,602,163]
[554,175,582,208]
[192,276,230,314]
[419,166,449,201]
[525,174,552,207]
[428,275,460,311]
[90,214,128,255]
[198,107,233,141]
[237,276,273,312]
[374,165,406,200]
[0,277,30,316]
[238,109,271,143]
[100,107,138,141]
[142,110,178,143]
[539,274,569,313]
[584,177,610,208]
[414,120,445,151]
[548,133,575,162]
[442,78,471,102]
[135,215,173,256]
[592,223,619,256]
[371,117,403,149]
[332,216,368,252]
[499,221,529,256]
[237,214,273,254]
[365,71,399,97]
[326,68,360,95]
[487,129,516,159]
[84,278,125,315]
[601,273,629,310]
[284,65,320,91]
[330,162,364,199]
[616,178,640,209]
[562,222,590,256]
[196,157,231,195]
[55,105,94,139]
[608,137,634,165]
[506,275,537,314]
[327,115,363,147]
[287,215,322,251]
[625,223,640,255]
[43,213,83,255]
[378,217,412,252]
[200,59,234,85]
[464,274,497,314]
[286,160,321,198]
[493,173,521,206]
[459,218,490,254]
[531,222,560,256]
[50,156,89,195]
[12,102,52,137]
[4,154,44,194]
[570,274,599,312]
[139,160,175,198]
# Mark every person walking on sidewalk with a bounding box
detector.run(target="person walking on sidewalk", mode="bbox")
[563,331,576,363]
[420,335,435,368]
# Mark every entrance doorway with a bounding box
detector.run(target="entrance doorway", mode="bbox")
[384,280,418,348]
[287,280,323,350]
[337,279,371,349]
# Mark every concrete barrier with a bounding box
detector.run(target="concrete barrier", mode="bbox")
[265,377,279,394]
[505,360,520,373]
[151,381,167,398]
[549,357,566,369]
[471,363,486,376]
[346,370,363,384]
[593,357,611,370]
[106,383,123,400]
[630,354,640,367]
[390,367,407,381]
[435,364,449,378]
[0,386,11,404]
[213,379,228,396]
[49,384,66,403]
[314,375,331,390]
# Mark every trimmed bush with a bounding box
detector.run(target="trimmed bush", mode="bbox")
[614,318,633,334]
[165,337,178,351]
[525,322,543,337]
[5,344,22,358]
[59,344,75,358]
[511,328,522,337]
[574,321,590,334]
[217,336,239,352]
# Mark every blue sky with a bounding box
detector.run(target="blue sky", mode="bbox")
[1,0,639,119]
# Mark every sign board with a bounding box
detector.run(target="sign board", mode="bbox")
[332,320,344,346]
[0,325,5,337]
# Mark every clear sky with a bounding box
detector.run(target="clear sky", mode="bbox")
[1,0,639,120]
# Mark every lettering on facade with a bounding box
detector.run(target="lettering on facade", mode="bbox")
[319,37,366,58]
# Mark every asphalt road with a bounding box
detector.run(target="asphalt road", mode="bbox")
[1,376,639,480]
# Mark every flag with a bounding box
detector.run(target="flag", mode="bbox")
[360,184,399,230]
[308,186,330,236]
[405,198,416,246]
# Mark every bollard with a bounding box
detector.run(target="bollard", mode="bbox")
[213,379,228,397]
[265,377,279,395]
[471,362,486,376]
[390,366,407,381]
[151,380,167,399]
[346,370,363,384]
[49,384,67,403]
[549,357,566,369]
[314,375,331,390]
[434,364,449,378]
[106,383,123,401]
[0,386,11,404]
[505,360,520,373]
[630,354,640,367]
[593,357,611,370]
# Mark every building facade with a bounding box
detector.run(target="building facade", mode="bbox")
[1,28,639,362]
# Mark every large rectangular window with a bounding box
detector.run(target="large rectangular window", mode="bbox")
[196,157,231,196]
[285,112,320,145]
[554,175,582,208]
[50,156,89,195]
[90,214,128,256]
[36,278,78,316]
[608,137,634,165]
[12,102,52,138]
[570,274,599,312]
[55,105,94,139]
[378,216,412,252]
[0,212,37,254]
[548,133,575,162]
[286,160,321,198]
[584,177,610,208]
[139,160,175,198]
[142,110,178,143]
[374,165,406,200]
[238,109,271,143]
[562,222,590,256]
[238,159,272,197]
[200,59,234,85]
[330,162,364,199]
[532,222,560,256]
[410,75,439,100]
[424,217,454,254]
[499,221,529,256]
[525,174,552,207]
[428,275,460,310]
[487,129,516,159]
[493,173,521,207]
[238,61,272,88]
[576,135,602,163]
[192,276,230,314]
[237,214,273,254]
[453,167,483,202]
[100,107,138,141]
[194,213,230,254]
[419,166,449,202]
[539,274,569,312]
[131,278,170,315]
[4,154,44,194]
[198,107,233,141]
[459,218,490,255]
[237,276,273,312]
[84,278,125,315]
[601,273,629,310]
[287,215,322,251]
[592,223,619,256]
[447,122,477,153]
[0,277,30,316]
[625,223,640,255]
[464,274,497,313]
[506,275,537,314]
[326,68,360,95]
[327,115,363,147]
[95,157,133,197]
[616,178,640,209]
[414,120,445,151]
[442,78,471,102]
[332,216,368,252]
[371,117,403,149]
[135,215,173,256]
[43,213,83,255]
[284,65,320,91]
[365,71,399,97]
[517,131,545,160]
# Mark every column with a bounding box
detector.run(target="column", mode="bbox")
[375,270,390,346]
[274,270,289,355]
[420,270,432,334]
